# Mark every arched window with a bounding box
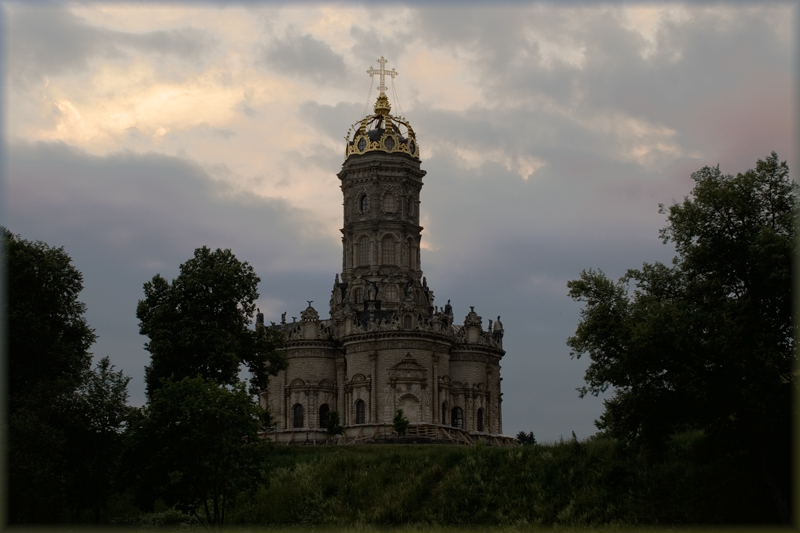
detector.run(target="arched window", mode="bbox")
[353,287,363,303]
[355,399,366,424]
[385,285,398,303]
[383,194,395,213]
[451,407,463,429]
[404,315,412,329]
[360,194,370,214]
[441,402,448,425]
[319,404,330,428]
[358,237,370,267]
[292,403,304,428]
[477,408,484,432]
[382,236,396,265]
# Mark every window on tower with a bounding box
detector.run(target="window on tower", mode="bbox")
[360,194,369,213]
[358,237,370,267]
[382,236,396,265]
[385,285,398,302]
[383,194,395,213]
[353,287,363,303]
[407,239,416,269]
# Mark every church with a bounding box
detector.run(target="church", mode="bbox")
[260,58,512,445]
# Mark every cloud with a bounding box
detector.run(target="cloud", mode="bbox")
[7,4,216,88]
[257,28,347,84]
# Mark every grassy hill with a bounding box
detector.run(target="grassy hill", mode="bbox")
[208,433,777,528]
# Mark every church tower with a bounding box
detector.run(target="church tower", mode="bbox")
[333,57,434,335]
[263,58,512,445]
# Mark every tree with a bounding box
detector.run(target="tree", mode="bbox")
[393,409,410,437]
[136,246,286,398]
[567,152,795,520]
[124,377,269,530]
[324,410,344,438]
[65,357,131,521]
[6,228,95,415]
[5,229,130,523]
[516,431,536,446]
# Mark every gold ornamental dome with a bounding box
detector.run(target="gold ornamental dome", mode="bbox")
[345,57,419,160]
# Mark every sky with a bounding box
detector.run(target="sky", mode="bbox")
[3,2,796,442]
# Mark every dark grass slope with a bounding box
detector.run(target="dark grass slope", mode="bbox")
[219,432,777,528]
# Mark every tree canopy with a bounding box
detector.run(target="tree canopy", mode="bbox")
[6,228,96,413]
[567,152,795,518]
[137,246,286,398]
[5,229,130,523]
[124,377,269,530]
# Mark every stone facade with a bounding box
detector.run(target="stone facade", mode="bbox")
[262,64,508,443]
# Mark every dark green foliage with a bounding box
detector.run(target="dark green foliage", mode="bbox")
[6,228,96,415]
[63,357,131,521]
[137,246,286,398]
[516,431,536,445]
[392,408,410,436]
[5,229,130,523]
[221,437,779,527]
[324,410,344,436]
[123,376,269,529]
[567,152,795,520]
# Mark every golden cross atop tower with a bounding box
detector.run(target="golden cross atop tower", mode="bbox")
[366,56,397,95]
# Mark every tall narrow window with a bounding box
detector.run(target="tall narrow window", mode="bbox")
[293,404,304,428]
[319,404,330,429]
[451,407,463,429]
[353,288,363,303]
[360,195,370,213]
[404,315,412,329]
[383,194,395,213]
[355,399,366,424]
[441,402,448,425]
[385,285,398,303]
[382,236,396,265]
[477,408,484,432]
[358,237,370,267]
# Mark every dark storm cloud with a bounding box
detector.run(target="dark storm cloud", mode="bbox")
[8,5,216,88]
[257,29,347,83]
[6,141,339,406]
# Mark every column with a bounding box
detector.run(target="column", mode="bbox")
[432,354,439,424]
[370,353,378,423]
[336,360,346,415]
[282,370,288,429]
[486,366,492,433]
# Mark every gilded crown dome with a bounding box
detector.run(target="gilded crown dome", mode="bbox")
[345,57,419,160]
